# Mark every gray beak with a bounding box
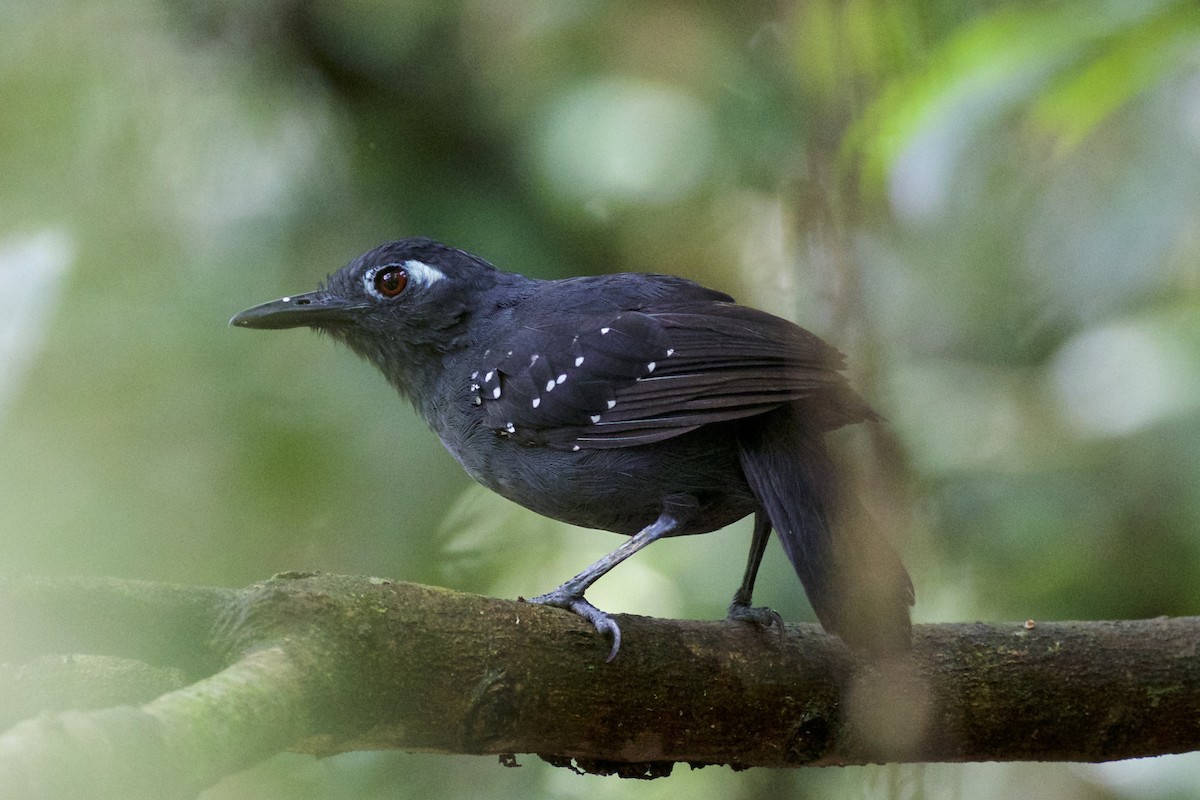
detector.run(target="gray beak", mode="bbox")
[230,290,366,330]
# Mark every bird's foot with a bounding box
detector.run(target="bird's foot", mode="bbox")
[528,589,622,662]
[727,598,784,632]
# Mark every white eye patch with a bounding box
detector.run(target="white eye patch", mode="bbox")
[363,259,446,300]
[401,259,445,286]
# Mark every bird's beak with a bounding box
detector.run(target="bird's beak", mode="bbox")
[229,291,367,330]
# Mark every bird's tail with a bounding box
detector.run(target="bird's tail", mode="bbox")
[738,403,913,654]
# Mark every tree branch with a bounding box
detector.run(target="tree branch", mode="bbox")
[0,574,1197,797]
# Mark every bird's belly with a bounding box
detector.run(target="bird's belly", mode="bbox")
[445,426,760,536]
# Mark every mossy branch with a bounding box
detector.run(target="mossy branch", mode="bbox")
[0,574,1197,797]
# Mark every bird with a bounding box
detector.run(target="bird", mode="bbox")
[231,237,913,660]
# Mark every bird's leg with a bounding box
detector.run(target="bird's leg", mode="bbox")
[528,511,680,661]
[727,511,783,629]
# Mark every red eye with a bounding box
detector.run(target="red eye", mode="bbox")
[374,266,408,298]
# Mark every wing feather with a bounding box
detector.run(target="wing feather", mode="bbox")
[471,293,870,450]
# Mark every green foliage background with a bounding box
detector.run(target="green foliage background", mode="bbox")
[3,0,1200,797]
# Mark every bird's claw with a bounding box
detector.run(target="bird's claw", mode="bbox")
[528,589,622,661]
[727,600,784,633]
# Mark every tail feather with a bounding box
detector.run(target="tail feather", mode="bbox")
[738,403,913,654]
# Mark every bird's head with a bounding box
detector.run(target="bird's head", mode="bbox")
[231,237,510,393]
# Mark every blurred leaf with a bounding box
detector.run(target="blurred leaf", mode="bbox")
[1033,2,1200,152]
[846,0,1182,191]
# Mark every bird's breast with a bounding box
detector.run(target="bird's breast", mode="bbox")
[433,392,759,535]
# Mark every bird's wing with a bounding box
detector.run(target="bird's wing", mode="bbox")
[473,300,870,450]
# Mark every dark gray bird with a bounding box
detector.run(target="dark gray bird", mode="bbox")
[231,238,913,659]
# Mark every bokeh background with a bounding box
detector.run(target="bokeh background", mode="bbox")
[4,1,1200,797]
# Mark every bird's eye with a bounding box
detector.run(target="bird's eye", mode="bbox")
[373,266,408,298]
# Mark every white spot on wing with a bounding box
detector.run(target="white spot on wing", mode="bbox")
[545,379,556,392]
[575,356,584,367]
[492,386,501,399]
[281,296,291,303]
[530,354,539,365]
[646,362,656,373]
[556,374,566,384]
[532,397,541,408]
[606,399,616,409]
[470,371,478,379]
[666,348,675,356]
[600,327,611,335]
[485,371,494,382]
[572,445,580,451]
[590,414,601,423]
